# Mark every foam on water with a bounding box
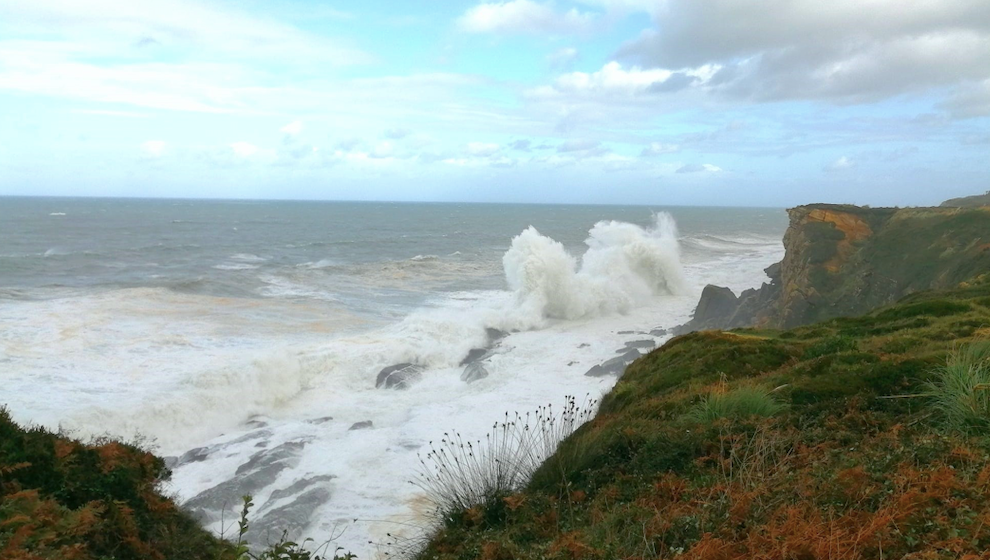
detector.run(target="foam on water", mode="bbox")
[0,203,787,558]
[502,214,684,328]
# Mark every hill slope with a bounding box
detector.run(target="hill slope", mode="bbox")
[417,274,990,559]
[680,204,990,332]
[942,191,990,208]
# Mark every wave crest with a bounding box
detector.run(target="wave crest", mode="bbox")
[503,214,684,327]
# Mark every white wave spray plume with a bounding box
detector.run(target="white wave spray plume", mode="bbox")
[502,213,685,328]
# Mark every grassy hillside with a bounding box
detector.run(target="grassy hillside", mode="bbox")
[417,274,990,559]
[0,411,232,560]
[942,191,990,208]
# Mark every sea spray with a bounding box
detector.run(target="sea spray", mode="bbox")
[502,213,685,328]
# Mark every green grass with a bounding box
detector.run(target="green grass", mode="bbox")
[924,341,990,432]
[684,385,787,423]
[415,275,990,560]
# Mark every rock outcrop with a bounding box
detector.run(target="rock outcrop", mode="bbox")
[679,203,990,332]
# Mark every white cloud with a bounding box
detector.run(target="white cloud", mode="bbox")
[370,141,396,159]
[231,142,259,158]
[641,142,679,156]
[676,163,722,173]
[547,47,579,69]
[467,142,501,156]
[532,62,719,99]
[280,121,303,135]
[2,0,372,66]
[824,156,855,172]
[141,140,165,157]
[459,0,596,35]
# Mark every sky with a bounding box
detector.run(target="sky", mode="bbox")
[0,0,988,207]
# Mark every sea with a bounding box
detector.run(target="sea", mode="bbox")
[0,197,787,555]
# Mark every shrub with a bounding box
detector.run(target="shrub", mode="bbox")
[924,342,990,432]
[686,385,787,423]
[412,396,596,523]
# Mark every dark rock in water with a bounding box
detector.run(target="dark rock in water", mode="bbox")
[178,446,210,465]
[376,363,424,389]
[694,285,739,326]
[246,475,336,543]
[674,284,745,335]
[649,328,668,337]
[586,349,641,377]
[584,364,607,377]
[308,416,334,425]
[578,343,590,348]
[486,328,509,341]
[247,486,331,544]
[183,440,307,522]
[348,421,373,430]
[267,475,335,503]
[459,348,490,366]
[625,339,656,350]
[461,361,489,383]
[617,330,635,335]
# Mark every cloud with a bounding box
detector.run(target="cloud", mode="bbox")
[547,47,579,70]
[676,163,722,173]
[824,156,855,172]
[2,0,372,66]
[615,0,990,106]
[280,121,303,136]
[459,0,596,35]
[141,140,165,157]
[940,79,990,118]
[556,139,601,153]
[467,142,501,156]
[509,139,533,151]
[384,127,412,139]
[640,142,679,156]
[231,142,260,158]
[530,62,718,99]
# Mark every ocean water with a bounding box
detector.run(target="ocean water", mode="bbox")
[0,197,787,554]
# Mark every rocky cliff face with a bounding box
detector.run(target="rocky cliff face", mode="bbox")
[679,203,990,332]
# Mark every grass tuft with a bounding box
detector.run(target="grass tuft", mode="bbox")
[685,384,787,423]
[924,341,990,432]
[412,395,596,524]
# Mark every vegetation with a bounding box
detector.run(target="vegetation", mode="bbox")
[924,341,990,432]
[413,397,596,523]
[416,274,990,559]
[0,411,353,560]
[684,384,787,424]
[0,407,229,560]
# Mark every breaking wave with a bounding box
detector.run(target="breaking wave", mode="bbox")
[502,213,684,328]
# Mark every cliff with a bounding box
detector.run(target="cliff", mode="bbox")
[679,203,990,332]
[942,190,990,208]
[417,274,990,559]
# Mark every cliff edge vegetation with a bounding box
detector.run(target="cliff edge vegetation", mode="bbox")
[681,204,990,332]
[417,274,990,559]
[0,410,232,560]
[0,412,351,560]
[942,191,990,208]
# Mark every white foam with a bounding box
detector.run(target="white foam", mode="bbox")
[214,263,261,271]
[3,215,787,558]
[502,213,684,329]
[230,253,268,263]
